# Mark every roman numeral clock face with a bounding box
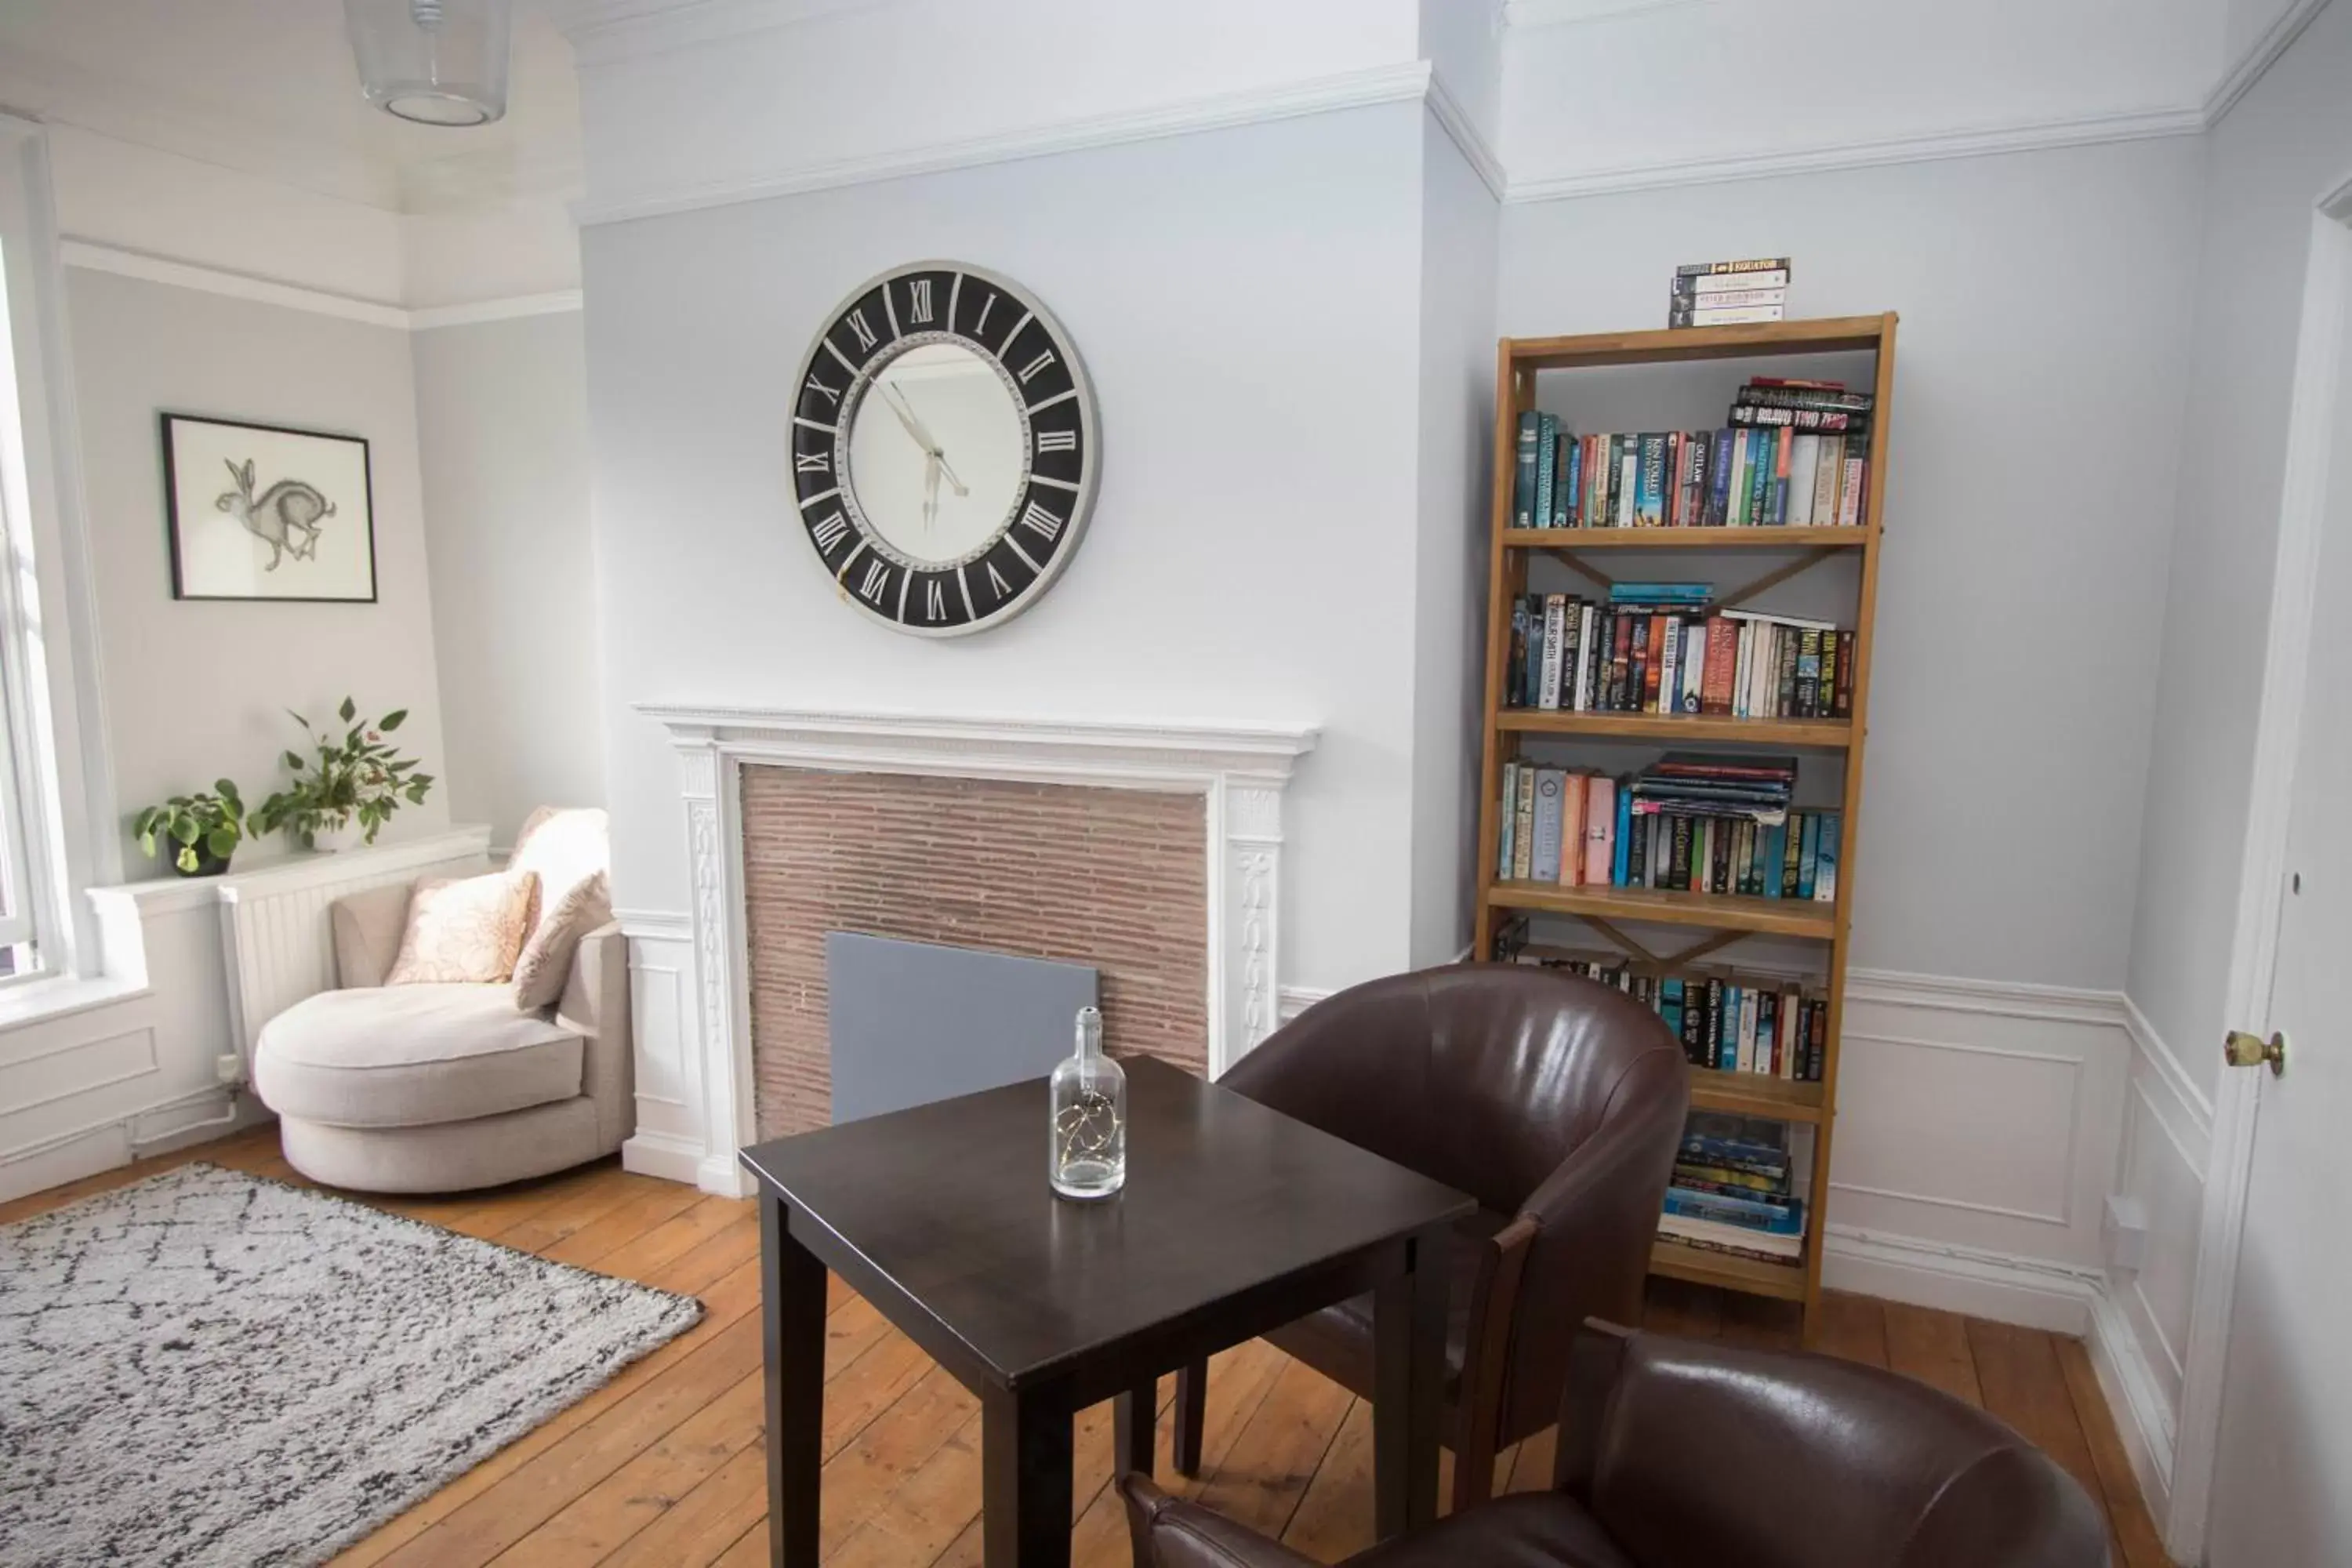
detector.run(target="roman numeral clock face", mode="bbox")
[789,263,1099,636]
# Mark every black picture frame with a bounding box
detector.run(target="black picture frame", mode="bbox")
[161,412,379,603]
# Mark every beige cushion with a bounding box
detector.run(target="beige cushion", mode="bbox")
[510,808,609,980]
[253,984,583,1129]
[386,869,538,985]
[513,869,612,1011]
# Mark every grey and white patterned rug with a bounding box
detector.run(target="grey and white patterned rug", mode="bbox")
[0,1162,704,1566]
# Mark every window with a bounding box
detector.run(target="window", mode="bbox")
[0,115,121,985]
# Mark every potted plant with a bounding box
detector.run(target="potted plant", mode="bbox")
[132,782,246,877]
[252,697,434,852]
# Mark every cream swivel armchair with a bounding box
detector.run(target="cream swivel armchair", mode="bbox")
[252,809,630,1193]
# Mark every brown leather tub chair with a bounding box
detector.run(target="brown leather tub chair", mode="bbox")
[1128,1320,2112,1568]
[1175,965,1688,1511]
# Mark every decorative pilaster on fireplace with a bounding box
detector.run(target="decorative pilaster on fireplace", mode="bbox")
[640,704,1319,1196]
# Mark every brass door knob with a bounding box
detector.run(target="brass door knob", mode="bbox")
[2223,1029,2287,1077]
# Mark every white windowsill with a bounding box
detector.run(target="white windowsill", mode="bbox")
[0,971,147,1033]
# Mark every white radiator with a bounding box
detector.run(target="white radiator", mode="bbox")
[216,828,492,1062]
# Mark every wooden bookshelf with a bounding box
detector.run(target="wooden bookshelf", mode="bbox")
[1471,313,1898,1338]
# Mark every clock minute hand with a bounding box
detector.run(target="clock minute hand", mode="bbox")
[884,383,970,496]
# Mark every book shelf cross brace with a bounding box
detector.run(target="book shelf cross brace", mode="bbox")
[1583,917,1744,971]
[1541,544,1842,612]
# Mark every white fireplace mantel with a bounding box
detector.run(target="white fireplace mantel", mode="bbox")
[633,702,1319,1196]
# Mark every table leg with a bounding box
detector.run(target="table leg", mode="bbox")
[1114,1378,1157,1477]
[1372,1224,1447,1541]
[982,1383,1074,1567]
[760,1189,827,1568]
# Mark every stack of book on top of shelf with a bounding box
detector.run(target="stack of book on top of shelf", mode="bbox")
[1668,258,1790,328]
[1501,944,1829,1083]
[1663,1112,1807,1264]
[1507,587,1854,720]
[1496,753,1840,902]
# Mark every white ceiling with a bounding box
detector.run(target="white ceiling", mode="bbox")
[0,0,583,214]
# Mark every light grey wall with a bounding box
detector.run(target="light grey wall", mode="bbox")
[2126,0,2352,1099]
[582,103,1433,987]
[65,269,452,871]
[1499,137,2206,989]
[1409,115,1499,967]
[412,312,604,848]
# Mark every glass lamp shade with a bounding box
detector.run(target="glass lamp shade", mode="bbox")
[344,0,511,126]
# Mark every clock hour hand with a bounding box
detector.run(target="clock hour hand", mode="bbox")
[884,383,971,497]
[922,451,942,532]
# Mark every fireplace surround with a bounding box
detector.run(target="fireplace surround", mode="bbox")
[633,704,1318,1195]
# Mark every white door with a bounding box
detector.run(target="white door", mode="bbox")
[2204,219,2352,1568]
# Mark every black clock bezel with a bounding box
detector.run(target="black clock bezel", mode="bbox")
[789,260,1100,638]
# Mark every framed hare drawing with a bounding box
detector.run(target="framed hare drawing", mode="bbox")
[162,414,376,602]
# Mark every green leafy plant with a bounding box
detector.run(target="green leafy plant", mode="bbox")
[132,782,245,875]
[251,697,434,848]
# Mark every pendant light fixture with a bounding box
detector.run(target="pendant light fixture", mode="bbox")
[344,0,512,126]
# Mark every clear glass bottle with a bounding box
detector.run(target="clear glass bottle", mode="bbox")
[1049,1006,1127,1200]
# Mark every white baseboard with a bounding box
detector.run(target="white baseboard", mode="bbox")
[696,1152,755,1199]
[2089,1277,2179,1523]
[1821,1224,2102,1334]
[621,1128,707,1186]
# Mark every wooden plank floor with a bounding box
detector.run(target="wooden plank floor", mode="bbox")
[2,1127,2172,1567]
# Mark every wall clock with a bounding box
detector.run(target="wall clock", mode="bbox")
[789,261,1099,636]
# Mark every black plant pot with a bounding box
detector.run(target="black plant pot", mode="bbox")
[172,846,232,878]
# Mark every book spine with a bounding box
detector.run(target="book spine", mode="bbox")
[1672,267,1791,294]
[1636,434,1668,524]
[1738,384,1874,412]
[1626,799,1648,885]
[1797,813,1820,899]
[1512,767,1537,880]
[1834,630,1856,718]
[1514,412,1539,528]
[1748,427,1773,524]
[1617,441,1638,528]
[1584,434,1605,528]
[1839,456,1867,527]
[1573,603,1598,711]
[1726,429,1751,527]
[1813,433,1845,524]
[1540,593,1568,710]
[1608,612,1633,712]
[1553,431,1576,528]
[1657,614,1682,717]
[1702,617,1737,714]
[1670,303,1786,327]
[1675,256,1793,278]
[1525,593,1545,706]
[1611,780,1633,886]
[1788,434,1820,527]
[1770,427,1794,526]
[1708,429,1733,525]
[1584,776,1616,886]
[1775,622,1799,718]
[1530,768,1564,884]
[1796,627,1823,717]
[1814,812,1840,903]
[1641,614,1667,712]
[1560,772,1588,884]
[1730,403,1861,433]
[1508,597,1531,707]
[1534,413,1558,531]
[1497,761,1518,878]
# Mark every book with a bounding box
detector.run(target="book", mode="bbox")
[1560,772,1589,884]
[1539,593,1567,710]
[1514,412,1540,528]
[1529,768,1565,885]
[1553,430,1576,528]
[1497,761,1519,878]
[1582,776,1616,886]
[1671,267,1791,294]
[1668,302,1786,328]
[1513,765,1536,880]
[1675,256,1793,279]
[1635,435,1668,524]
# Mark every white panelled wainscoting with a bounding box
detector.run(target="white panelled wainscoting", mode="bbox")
[2,829,492,1204]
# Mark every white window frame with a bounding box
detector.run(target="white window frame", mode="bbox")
[0,114,124,981]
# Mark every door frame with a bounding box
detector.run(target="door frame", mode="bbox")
[2165,169,2352,1563]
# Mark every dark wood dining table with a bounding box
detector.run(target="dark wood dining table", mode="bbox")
[739,1054,1475,1567]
